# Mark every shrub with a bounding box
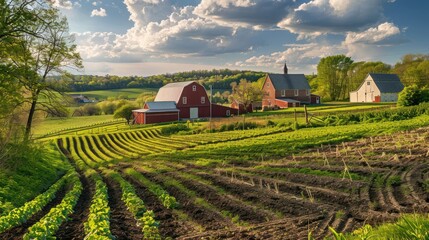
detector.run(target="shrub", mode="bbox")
[398,85,422,107]
[161,124,189,135]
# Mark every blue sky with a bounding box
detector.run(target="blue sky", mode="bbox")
[53,0,429,76]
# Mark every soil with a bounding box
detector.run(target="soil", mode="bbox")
[55,139,93,240]
[104,177,144,240]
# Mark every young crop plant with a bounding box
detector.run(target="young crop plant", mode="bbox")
[84,170,113,239]
[124,168,178,209]
[0,173,69,233]
[23,171,83,239]
[102,168,161,239]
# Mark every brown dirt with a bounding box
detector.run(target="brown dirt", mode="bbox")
[55,139,93,240]
[104,177,144,240]
[123,173,197,238]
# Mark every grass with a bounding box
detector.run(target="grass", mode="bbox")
[0,142,68,215]
[348,214,429,239]
[32,115,117,137]
[67,88,157,100]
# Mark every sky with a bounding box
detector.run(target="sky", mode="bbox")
[52,0,429,76]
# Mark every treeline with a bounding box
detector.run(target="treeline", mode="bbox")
[312,54,429,101]
[64,70,265,91]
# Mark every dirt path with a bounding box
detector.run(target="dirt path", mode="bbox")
[105,178,144,240]
[55,139,93,240]
[123,173,197,238]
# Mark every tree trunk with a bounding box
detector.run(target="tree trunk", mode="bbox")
[24,90,40,140]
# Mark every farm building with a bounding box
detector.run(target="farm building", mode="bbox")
[350,73,404,103]
[69,94,92,103]
[132,101,179,124]
[132,81,238,124]
[262,63,320,109]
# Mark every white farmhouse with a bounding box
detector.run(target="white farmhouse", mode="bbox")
[350,73,404,103]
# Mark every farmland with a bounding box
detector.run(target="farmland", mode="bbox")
[1,107,429,239]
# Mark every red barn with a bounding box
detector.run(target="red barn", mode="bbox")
[154,81,237,119]
[133,81,238,124]
[132,101,179,124]
[262,63,320,109]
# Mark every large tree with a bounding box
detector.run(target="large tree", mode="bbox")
[316,55,353,101]
[1,2,82,139]
[230,79,264,112]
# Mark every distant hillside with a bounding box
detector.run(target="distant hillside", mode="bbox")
[64,69,266,92]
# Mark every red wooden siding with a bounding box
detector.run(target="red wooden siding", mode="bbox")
[212,104,238,117]
[133,112,178,124]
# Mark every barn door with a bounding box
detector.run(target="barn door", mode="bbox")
[190,107,198,119]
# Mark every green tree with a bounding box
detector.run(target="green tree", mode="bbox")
[114,104,137,124]
[316,55,353,101]
[230,79,264,112]
[10,8,82,139]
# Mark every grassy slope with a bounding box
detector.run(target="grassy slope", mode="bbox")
[68,88,157,100]
[0,142,68,214]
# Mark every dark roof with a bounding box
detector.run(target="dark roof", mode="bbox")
[369,73,404,93]
[268,74,310,90]
[154,81,195,102]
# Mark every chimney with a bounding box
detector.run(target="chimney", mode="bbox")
[283,62,288,75]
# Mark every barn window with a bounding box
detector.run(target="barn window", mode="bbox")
[266,83,270,87]
[294,89,299,96]
[306,89,310,96]
[201,96,205,104]
[367,82,370,85]
[281,90,285,97]
[183,97,187,104]
[192,85,197,91]
[226,110,230,116]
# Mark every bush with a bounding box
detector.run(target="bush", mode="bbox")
[398,85,422,106]
[218,121,258,132]
[161,124,189,135]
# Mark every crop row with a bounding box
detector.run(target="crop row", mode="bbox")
[84,169,113,239]
[123,168,177,209]
[102,168,161,239]
[0,172,69,233]
[23,171,83,239]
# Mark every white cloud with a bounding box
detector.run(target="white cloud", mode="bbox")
[343,22,406,60]
[234,43,345,73]
[91,8,107,17]
[79,1,261,60]
[278,0,385,38]
[50,0,73,9]
[92,1,97,6]
[344,22,403,46]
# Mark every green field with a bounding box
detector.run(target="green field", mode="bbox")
[2,103,429,239]
[32,115,118,137]
[67,88,158,100]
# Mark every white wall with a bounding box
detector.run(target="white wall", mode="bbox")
[350,75,381,102]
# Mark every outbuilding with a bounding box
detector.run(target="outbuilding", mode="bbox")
[350,73,404,103]
[132,101,179,124]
